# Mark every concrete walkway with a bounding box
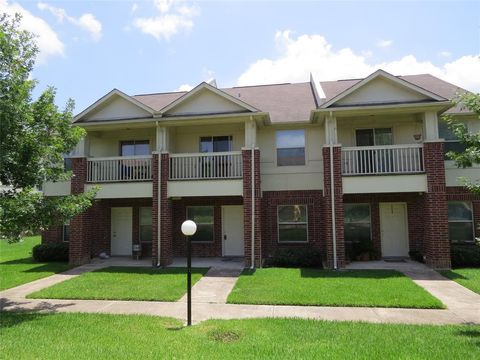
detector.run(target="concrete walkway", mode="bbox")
[1,259,480,326]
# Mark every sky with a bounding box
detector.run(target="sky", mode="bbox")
[2,0,480,114]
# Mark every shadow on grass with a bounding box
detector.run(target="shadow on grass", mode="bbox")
[91,266,209,276]
[0,257,37,265]
[440,270,469,281]
[457,329,480,347]
[300,269,407,279]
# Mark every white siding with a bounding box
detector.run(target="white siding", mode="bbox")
[88,128,157,157]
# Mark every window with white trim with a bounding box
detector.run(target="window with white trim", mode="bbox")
[277,205,308,243]
[120,140,150,156]
[448,201,475,243]
[276,130,305,166]
[187,206,214,242]
[439,121,467,159]
[344,204,372,243]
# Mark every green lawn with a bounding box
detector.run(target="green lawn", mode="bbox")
[440,268,480,294]
[0,236,71,291]
[27,266,208,301]
[1,313,478,359]
[227,268,444,309]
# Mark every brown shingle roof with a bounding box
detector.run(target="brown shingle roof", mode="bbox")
[132,82,317,123]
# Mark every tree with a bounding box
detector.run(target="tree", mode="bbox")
[0,13,96,242]
[443,92,480,194]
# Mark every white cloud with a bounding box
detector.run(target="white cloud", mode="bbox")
[439,51,451,58]
[131,3,138,13]
[377,39,393,48]
[237,31,480,92]
[133,0,199,41]
[176,84,194,91]
[37,2,102,42]
[0,0,64,63]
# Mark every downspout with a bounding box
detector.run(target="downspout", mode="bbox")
[251,144,255,269]
[156,121,161,267]
[329,112,337,270]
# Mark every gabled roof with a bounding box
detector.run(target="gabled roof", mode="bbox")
[159,82,259,115]
[74,89,155,123]
[319,69,447,109]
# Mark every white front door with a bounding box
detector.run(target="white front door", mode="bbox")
[111,207,133,256]
[380,202,409,257]
[222,205,244,256]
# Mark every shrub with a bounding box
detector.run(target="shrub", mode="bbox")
[409,250,425,263]
[451,244,480,268]
[32,243,69,262]
[264,248,323,268]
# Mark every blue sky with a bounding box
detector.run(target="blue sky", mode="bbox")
[2,0,480,114]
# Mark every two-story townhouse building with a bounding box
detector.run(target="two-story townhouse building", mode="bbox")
[42,69,480,270]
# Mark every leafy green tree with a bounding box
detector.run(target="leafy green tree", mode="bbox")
[443,92,480,194]
[0,13,96,242]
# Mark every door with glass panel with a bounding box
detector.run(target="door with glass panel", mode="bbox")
[119,140,151,180]
[355,128,392,174]
[199,136,233,178]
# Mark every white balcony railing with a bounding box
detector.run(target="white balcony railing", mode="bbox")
[341,144,424,175]
[87,156,152,182]
[169,151,243,180]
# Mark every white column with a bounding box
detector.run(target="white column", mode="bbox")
[156,125,169,152]
[245,118,257,149]
[423,111,440,141]
[324,113,338,144]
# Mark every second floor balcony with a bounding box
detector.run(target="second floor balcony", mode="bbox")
[341,144,424,176]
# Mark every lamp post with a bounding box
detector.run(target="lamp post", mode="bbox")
[181,220,197,326]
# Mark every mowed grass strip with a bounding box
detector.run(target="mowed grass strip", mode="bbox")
[27,266,208,301]
[440,268,480,295]
[0,236,71,291]
[227,268,444,308]
[1,313,479,360]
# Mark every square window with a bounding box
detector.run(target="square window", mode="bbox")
[448,201,474,242]
[277,205,308,243]
[276,130,305,166]
[187,206,214,242]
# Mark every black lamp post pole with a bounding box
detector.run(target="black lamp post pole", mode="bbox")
[187,235,192,326]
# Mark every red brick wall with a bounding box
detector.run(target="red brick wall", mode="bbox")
[261,190,324,259]
[152,153,159,265]
[42,226,63,244]
[242,149,262,267]
[172,196,243,257]
[423,141,450,269]
[322,145,345,268]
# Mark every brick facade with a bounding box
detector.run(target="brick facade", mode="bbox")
[423,141,451,269]
[242,149,262,267]
[261,190,324,261]
[322,145,345,268]
[41,226,63,244]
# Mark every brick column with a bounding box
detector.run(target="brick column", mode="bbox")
[423,141,451,269]
[322,145,345,269]
[69,157,91,265]
[243,149,262,268]
[151,153,173,266]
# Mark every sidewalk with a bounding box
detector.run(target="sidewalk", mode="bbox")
[1,260,479,326]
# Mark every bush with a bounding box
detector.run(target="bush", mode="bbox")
[451,244,480,268]
[264,248,323,268]
[409,250,425,263]
[32,243,69,262]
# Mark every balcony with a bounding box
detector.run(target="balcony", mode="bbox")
[341,144,424,176]
[87,156,152,183]
[169,151,243,180]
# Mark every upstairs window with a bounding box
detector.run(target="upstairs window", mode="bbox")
[355,128,393,146]
[120,140,150,156]
[276,130,305,166]
[200,136,232,153]
[448,201,474,243]
[438,121,467,159]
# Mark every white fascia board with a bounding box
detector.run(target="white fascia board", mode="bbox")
[320,69,447,109]
[73,89,155,123]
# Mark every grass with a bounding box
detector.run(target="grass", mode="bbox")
[440,268,480,294]
[27,266,208,301]
[227,268,444,309]
[0,236,71,291]
[1,313,479,359]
